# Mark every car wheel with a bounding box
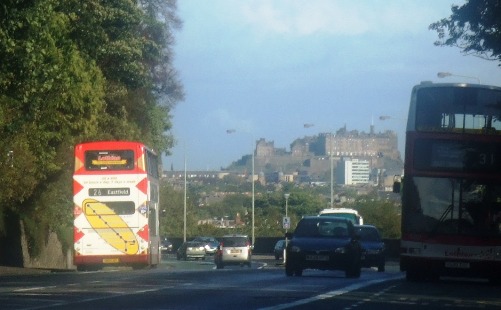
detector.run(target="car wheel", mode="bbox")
[285,263,294,276]
[346,260,361,278]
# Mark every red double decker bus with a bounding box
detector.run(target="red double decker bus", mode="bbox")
[73,141,161,271]
[399,82,501,282]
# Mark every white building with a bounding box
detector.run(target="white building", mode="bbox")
[336,158,370,185]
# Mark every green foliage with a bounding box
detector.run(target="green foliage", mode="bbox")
[430,0,501,62]
[346,196,401,239]
[0,0,183,262]
[159,181,198,238]
[160,175,403,242]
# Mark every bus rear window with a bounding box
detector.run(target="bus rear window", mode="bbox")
[84,201,136,216]
[85,150,135,170]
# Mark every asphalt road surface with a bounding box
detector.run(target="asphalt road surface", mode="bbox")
[0,255,500,309]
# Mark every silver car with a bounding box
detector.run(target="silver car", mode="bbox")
[176,241,206,261]
[192,236,219,255]
[215,235,252,268]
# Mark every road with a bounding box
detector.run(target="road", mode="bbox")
[0,255,500,309]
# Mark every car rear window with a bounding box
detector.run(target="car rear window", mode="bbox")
[294,219,349,237]
[222,237,248,247]
[358,227,381,241]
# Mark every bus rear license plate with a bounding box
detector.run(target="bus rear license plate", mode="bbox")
[103,258,119,264]
[445,262,470,269]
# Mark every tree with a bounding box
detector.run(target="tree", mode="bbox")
[0,0,184,264]
[430,0,501,63]
[346,196,401,239]
[0,0,106,256]
[159,181,198,239]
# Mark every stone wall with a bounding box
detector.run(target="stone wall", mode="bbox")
[20,222,72,270]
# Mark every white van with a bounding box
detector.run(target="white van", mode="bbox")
[319,208,364,225]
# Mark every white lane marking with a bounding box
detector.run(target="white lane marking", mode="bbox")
[259,274,404,310]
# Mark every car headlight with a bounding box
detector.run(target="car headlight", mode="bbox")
[334,247,347,254]
[290,245,301,253]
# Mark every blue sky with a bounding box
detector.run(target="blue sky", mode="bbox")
[165,0,501,171]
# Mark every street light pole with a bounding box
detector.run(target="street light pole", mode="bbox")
[251,148,255,246]
[330,144,333,208]
[227,129,255,245]
[304,124,334,207]
[284,193,290,230]
[283,193,290,263]
[326,132,334,208]
[437,72,481,84]
[183,152,187,242]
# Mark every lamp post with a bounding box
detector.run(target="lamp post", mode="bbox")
[284,193,290,230]
[227,129,255,246]
[251,148,255,246]
[437,72,481,84]
[304,123,334,208]
[283,193,290,263]
[328,135,334,208]
[183,150,187,242]
[379,115,406,121]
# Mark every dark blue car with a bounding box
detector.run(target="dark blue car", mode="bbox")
[355,225,386,272]
[285,216,362,278]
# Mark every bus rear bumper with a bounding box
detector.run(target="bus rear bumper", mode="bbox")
[400,255,501,280]
[74,254,153,270]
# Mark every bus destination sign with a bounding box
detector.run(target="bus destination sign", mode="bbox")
[89,188,130,197]
[414,139,501,172]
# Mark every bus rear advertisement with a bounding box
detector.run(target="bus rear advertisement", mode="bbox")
[399,82,501,283]
[73,141,161,271]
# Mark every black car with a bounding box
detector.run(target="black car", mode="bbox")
[285,216,362,278]
[160,237,173,253]
[355,225,385,272]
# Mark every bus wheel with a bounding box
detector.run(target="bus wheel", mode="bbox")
[489,277,501,286]
[76,265,88,272]
[406,269,438,282]
[406,269,423,282]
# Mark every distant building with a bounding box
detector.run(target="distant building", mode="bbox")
[336,158,371,185]
[165,124,402,186]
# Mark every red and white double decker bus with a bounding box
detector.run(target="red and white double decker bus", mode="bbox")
[73,141,161,271]
[398,82,501,282]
